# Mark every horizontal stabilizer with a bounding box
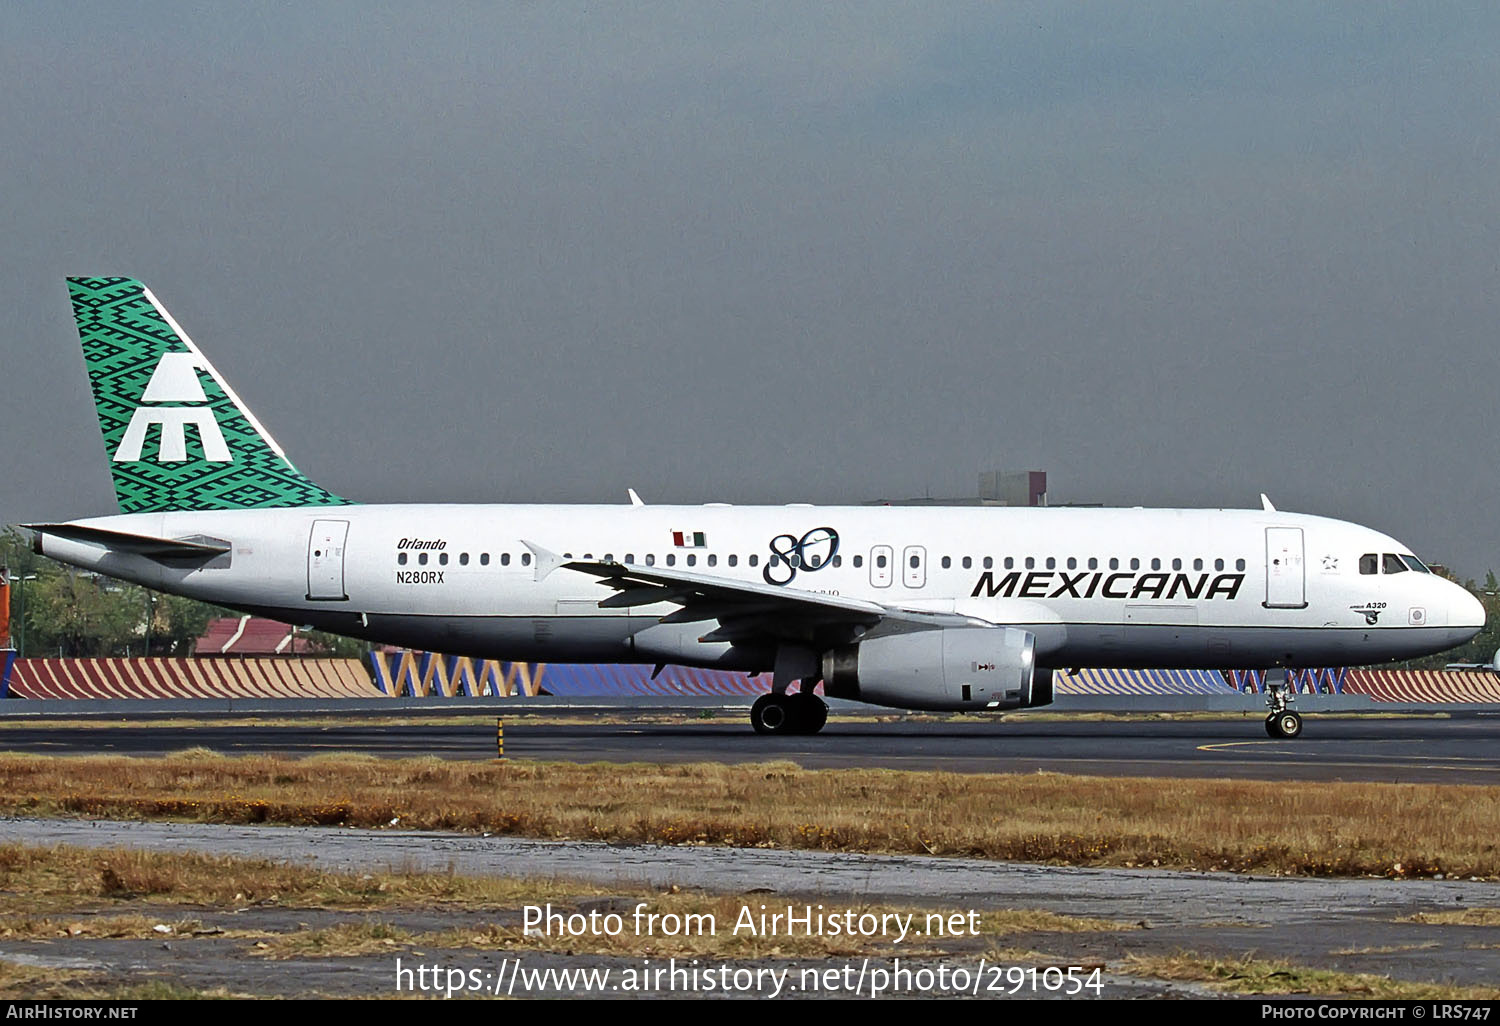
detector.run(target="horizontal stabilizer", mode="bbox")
[25,523,231,560]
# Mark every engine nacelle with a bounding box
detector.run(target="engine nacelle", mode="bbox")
[821,627,1052,711]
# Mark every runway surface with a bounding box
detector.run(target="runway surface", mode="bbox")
[5,714,1500,782]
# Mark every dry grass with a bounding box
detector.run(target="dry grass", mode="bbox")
[0,840,1134,960]
[1125,951,1500,999]
[3,751,1500,877]
[0,844,1131,971]
[0,957,238,1001]
[0,913,252,941]
[1402,908,1500,926]
[250,921,414,959]
[0,842,617,917]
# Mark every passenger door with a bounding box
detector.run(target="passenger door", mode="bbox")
[869,545,893,588]
[1264,527,1306,608]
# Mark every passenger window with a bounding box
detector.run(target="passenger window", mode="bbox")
[1109,558,1119,570]
[686,554,696,566]
[851,555,860,568]
[728,554,737,567]
[625,553,635,563]
[1067,557,1077,570]
[459,553,469,566]
[807,554,820,568]
[1236,558,1246,571]
[645,554,656,566]
[707,554,716,567]
[398,552,408,565]
[1025,557,1035,569]
[1129,558,1140,570]
[941,556,951,569]
[1382,553,1407,574]
[666,554,676,566]
[749,554,759,567]
[1214,559,1224,571]
[1045,557,1055,570]
[1193,558,1202,571]
[963,557,972,569]
[521,553,531,566]
[419,553,429,565]
[1087,557,1098,570]
[984,556,993,569]
[501,553,510,566]
[1150,558,1160,571]
[439,552,449,565]
[832,555,842,567]
[480,553,490,566]
[1172,558,1181,571]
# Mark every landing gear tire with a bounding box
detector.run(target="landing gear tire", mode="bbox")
[1265,711,1303,739]
[751,692,827,735]
[751,693,793,735]
[789,692,828,735]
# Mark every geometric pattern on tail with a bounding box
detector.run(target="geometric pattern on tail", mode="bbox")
[67,276,352,512]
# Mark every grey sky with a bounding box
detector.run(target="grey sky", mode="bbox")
[3,3,1498,576]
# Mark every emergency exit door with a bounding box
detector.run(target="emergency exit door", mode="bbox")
[903,545,926,588]
[1264,527,1306,609]
[307,520,349,601]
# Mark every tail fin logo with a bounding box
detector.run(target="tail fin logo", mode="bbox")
[113,353,232,464]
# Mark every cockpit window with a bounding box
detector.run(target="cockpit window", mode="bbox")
[1359,553,1378,575]
[1382,553,1408,574]
[1400,554,1431,574]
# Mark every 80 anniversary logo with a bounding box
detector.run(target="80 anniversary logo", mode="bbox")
[764,527,840,585]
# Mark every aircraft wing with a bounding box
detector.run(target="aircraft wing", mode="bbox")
[562,559,989,647]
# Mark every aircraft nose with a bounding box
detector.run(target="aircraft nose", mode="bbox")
[1452,585,1486,635]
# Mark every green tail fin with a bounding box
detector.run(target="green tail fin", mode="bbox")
[67,277,352,513]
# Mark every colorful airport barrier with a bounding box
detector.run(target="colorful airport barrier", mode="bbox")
[1341,669,1500,703]
[1223,667,1347,694]
[365,652,771,698]
[3,651,1500,704]
[2,656,379,700]
[1055,668,1234,696]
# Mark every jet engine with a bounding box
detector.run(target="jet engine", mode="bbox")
[821,626,1053,711]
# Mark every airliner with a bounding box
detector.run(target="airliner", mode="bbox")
[28,278,1485,739]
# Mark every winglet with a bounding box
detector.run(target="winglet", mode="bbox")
[627,488,645,506]
[1260,493,1276,512]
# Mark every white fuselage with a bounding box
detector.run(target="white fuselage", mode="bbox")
[39,503,1484,672]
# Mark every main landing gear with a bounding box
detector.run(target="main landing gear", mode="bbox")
[752,645,828,735]
[1263,674,1304,739]
[750,690,828,736]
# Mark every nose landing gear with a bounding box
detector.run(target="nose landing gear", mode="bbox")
[1263,674,1304,739]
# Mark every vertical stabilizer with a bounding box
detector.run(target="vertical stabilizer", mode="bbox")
[66,277,351,512]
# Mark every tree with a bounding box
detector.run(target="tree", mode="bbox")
[24,570,141,657]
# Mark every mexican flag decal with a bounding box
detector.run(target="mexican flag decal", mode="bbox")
[672,530,707,548]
